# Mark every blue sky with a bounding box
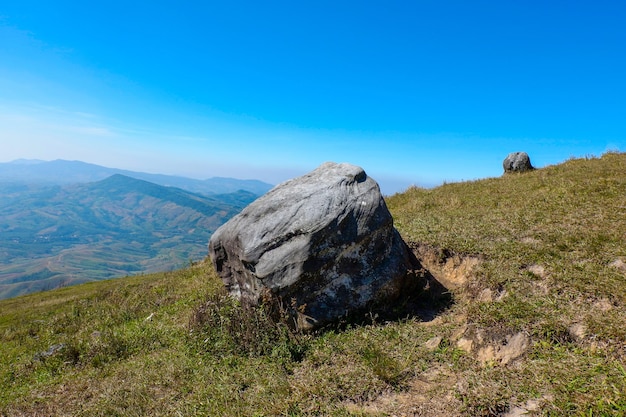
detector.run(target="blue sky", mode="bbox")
[1,1,624,194]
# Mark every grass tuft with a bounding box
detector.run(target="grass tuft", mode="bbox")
[187,290,309,362]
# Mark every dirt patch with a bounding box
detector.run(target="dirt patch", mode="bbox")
[423,336,443,351]
[477,288,494,302]
[520,236,541,245]
[344,365,463,416]
[503,399,541,417]
[609,258,626,273]
[459,329,530,366]
[409,243,481,290]
[496,332,531,365]
[568,323,587,341]
[594,298,614,312]
[526,264,548,279]
[531,279,550,295]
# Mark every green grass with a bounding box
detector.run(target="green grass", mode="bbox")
[1,152,626,416]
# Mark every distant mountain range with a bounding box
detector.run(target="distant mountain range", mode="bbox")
[0,159,273,195]
[0,163,271,299]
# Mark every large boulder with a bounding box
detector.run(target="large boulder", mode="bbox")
[208,162,418,330]
[503,152,534,173]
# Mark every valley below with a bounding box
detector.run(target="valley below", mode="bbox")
[0,167,266,299]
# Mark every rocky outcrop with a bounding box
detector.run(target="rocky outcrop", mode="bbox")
[503,152,534,173]
[208,162,418,330]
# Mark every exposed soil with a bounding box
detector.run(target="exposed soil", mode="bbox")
[345,243,536,416]
[345,365,463,416]
[409,243,481,291]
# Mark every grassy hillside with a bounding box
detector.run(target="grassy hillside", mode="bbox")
[1,153,625,416]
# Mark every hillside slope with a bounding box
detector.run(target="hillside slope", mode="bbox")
[1,153,625,416]
[0,175,257,299]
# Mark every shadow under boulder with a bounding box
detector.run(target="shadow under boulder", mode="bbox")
[208,162,448,331]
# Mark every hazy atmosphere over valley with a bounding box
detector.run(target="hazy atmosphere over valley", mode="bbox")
[1,1,625,193]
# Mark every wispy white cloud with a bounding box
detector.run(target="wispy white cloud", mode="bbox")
[0,103,117,138]
[62,125,115,137]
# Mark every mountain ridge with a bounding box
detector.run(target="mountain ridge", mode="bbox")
[0,159,273,195]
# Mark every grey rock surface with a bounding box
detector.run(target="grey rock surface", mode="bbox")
[503,152,534,173]
[208,162,417,329]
